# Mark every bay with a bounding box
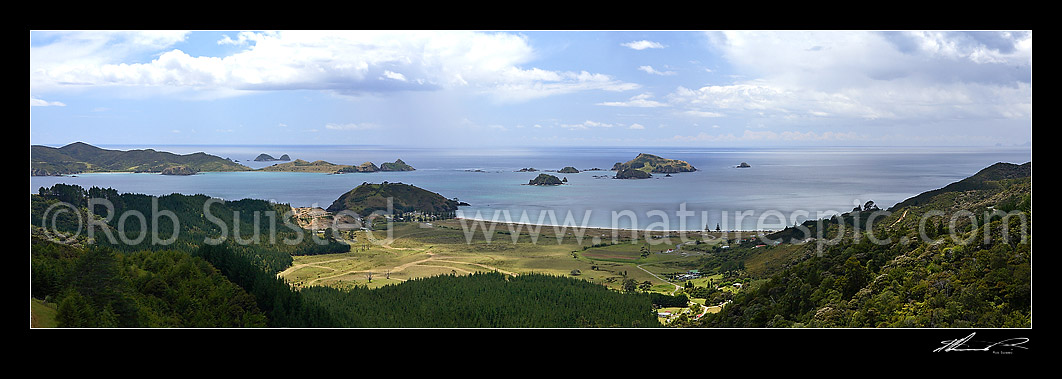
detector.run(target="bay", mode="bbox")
[29,145,1032,231]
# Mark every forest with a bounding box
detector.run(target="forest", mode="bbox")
[672,163,1032,328]
[31,184,661,328]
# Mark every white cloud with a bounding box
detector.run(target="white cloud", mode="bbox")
[629,123,645,130]
[698,30,1032,124]
[597,93,667,107]
[381,70,408,82]
[325,122,379,130]
[30,97,65,107]
[31,30,638,103]
[560,120,615,129]
[622,40,665,50]
[682,110,725,118]
[638,65,675,76]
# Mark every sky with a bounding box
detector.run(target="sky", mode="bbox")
[29,30,1033,147]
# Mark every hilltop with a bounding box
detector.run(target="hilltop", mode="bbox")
[612,153,696,175]
[326,182,464,217]
[687,161,1031,328]
[888,161,1031,211]
[30,142,250,176]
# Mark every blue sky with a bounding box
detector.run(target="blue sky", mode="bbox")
[30,30,1032,147]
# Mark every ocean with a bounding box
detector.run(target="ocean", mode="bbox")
[29,145,1032,231]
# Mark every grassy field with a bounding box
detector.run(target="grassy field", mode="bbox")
[30,298,58,328]
[280,218,760,294]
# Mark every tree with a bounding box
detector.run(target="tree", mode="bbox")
[622,278,638,293]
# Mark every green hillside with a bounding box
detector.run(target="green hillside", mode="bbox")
[326,182,463,217]
[685,162,1031,328]
[31,142,250,175]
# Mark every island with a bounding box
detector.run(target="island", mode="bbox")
[611,153,696,175]
[527,173,564,186]
[254,153,291,162]
[559,166,580,173]
[326,182,464,218]
[614,168,652,179]
[255,158,416,174]
[379,159,415,171]
[335,162,381,174]
[30,142,251,176]
[259,159,351,173]
[736,162,751,168]
[516,167,538,172]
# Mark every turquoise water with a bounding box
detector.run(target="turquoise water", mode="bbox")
[29,145,1032,230]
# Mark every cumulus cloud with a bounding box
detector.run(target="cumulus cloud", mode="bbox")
[638,65,675,76]
[560,120,616,129]
[30,97,65,107]
[597,93,668,107]
[30,30,637,102]
[622,40,665,50]
[675,31,1032,125]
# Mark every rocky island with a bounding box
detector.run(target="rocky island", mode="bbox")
[528,173,564,185]
[260,159,350,173]
[379,159,415,171]
[335,162,381,174]
[254,153,291,162]
[614,168,652,179]
[558,166,580,173]
[611,153,695,178]
[736,162,751,168]
[259,158,416,174]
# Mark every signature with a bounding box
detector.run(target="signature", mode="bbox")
[934,332,1029,353]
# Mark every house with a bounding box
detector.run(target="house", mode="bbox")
[657,311,672,317]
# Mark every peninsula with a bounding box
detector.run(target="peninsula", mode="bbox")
[30,142,250,176]
[326,182,464,218]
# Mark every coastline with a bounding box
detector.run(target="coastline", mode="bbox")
[448,217,774,235]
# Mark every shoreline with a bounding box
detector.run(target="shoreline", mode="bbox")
[447,217,776,235]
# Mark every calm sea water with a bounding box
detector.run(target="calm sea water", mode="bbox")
[29,145,1032,230]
